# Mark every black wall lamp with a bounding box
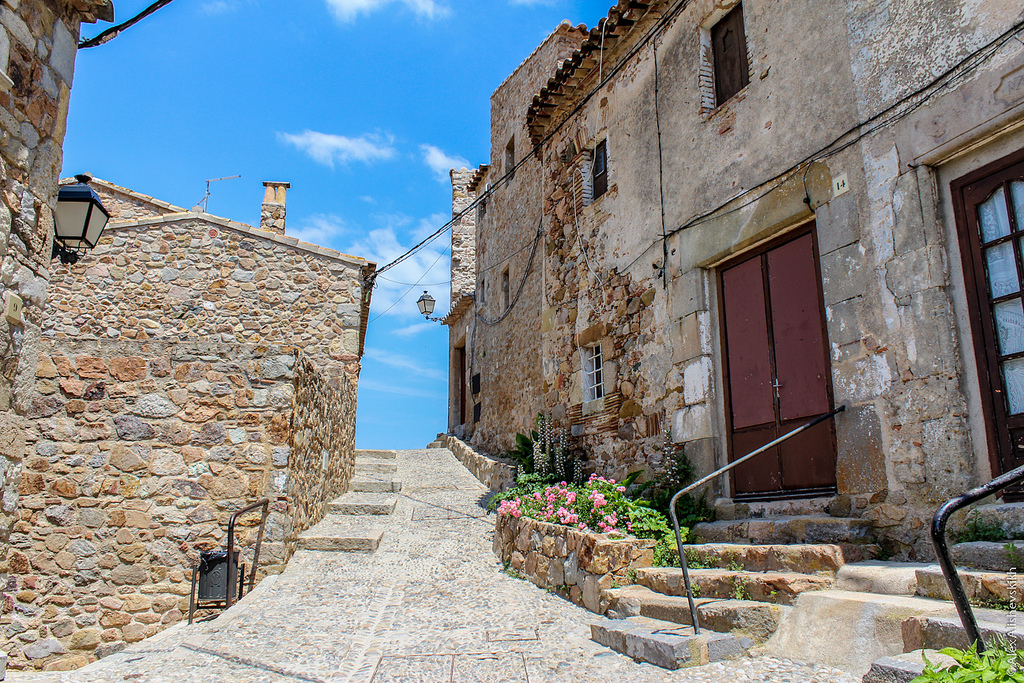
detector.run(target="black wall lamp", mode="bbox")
[416,290,444,322]
[52,174,110,265]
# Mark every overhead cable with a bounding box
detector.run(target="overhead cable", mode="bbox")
[79,0,177,49]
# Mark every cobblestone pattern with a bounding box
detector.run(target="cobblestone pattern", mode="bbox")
[7,448,860,683]
[44,193,366,389]
[494,513,656,614]
[3,339,299,672]
[441,435,514,492]
[0,0,104,547]
[289,356,357,545]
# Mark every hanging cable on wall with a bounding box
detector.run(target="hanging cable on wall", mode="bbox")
[476,222,544,326]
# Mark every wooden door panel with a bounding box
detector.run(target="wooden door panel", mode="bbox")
[722,257,775,430]
[778,418,837,490]
[731,426,782,494]
[767,233,832,421]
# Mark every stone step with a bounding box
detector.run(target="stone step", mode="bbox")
[693,516,875,545]
[715,496,833,520]
[903,613,1024,652]
[863,649,958,683]
[350,478,402,493]
[914,565,1016,604]
[296,517,385,553]
[355,459,397,477]
[590,618,748,670]
[951,540,1024,572]
[355,449,397,460]
[682,542,873,573]
[961,501,1024,539]
[426,441,446,449]
[836,561,928,596]
[327,492,398,516]
[634,567,832,605]
[603,585,789,643]
[762,589,1009,675]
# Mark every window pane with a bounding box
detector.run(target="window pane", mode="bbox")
[1012,181,1024,228]
[994,298,1024,356]
[985,241,1019,298]
[979,186,1011,243]
[1004,357,1024,415]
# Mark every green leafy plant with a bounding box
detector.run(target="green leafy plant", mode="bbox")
[953,512,1009,544]
[913,640,1024,682]
[1005,542,1024,571]
[505,430,539,475]
[631,441,715,528]
[732,576,751,601]
[625,568,638,583]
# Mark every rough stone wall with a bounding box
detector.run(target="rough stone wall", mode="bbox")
[441,435,514,492]
[289,355,357,541]
[463,23,587,452]
[449,169,476,303]
[4,340,295,671]
[44,207,366,389]
[86,181,184,222]
[493,514,655,614]
[461,0,1024,559]
[0,0,104,549]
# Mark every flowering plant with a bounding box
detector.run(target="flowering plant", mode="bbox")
[496,474,668,538]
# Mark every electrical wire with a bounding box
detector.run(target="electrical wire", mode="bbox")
[476,224,543,326]
[79,0,177,49]
[368,244,451,324]
[376,276,450,287]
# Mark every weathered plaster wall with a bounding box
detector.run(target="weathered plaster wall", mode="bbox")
[460,0,1024,559]
[0,0,109,549]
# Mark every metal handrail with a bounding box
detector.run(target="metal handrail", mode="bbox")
[668,405,847,634]
[931,463,1024,652]
[225,498,271,608]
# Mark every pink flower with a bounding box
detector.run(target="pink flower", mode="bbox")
[616,486,626,493]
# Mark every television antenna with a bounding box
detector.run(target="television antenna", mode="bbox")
[193,175,241,214]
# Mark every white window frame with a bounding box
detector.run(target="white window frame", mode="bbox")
[583,345,604,402]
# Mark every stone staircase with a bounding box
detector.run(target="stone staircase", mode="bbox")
[592,500,1023,677]
[296,449,402,553]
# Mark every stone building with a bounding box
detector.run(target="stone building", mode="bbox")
[0,0,113,550]
[447,0,1024,559]
[2,179,373,671]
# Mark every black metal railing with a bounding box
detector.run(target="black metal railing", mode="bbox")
[931,463,1024,652]
[667,405,846,634]
[188,498,270,624]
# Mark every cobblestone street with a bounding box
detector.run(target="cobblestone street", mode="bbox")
[10,448,860,683]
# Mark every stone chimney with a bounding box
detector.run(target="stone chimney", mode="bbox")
[260,181,290,235]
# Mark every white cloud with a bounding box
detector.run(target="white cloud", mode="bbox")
[348,219,451,319]
[363,348,445,381]
[359,379,445,399]
[277,130,395,168]
[393,322,436,337]
[201,0,238,14]
[420,144,470,182]
[325,0,450,22]
[289,214,346,248]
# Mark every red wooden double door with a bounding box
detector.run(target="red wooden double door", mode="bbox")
[719,227,838,499]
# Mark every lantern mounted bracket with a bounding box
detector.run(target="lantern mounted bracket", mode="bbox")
[52,174,110,264]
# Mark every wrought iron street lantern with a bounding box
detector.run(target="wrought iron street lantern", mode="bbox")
[52,174,110,264]
[416,290,436,317]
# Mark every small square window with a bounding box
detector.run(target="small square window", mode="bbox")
[583,345,604,402]
[711,4,749,107]
[592,140,608,199]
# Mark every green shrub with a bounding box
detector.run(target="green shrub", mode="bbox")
[953,512,1008,544]
[505,430,539,475]
[913,641,1024,682]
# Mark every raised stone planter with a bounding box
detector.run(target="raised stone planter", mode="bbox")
[493,513,656,613]
[442,435,515,492]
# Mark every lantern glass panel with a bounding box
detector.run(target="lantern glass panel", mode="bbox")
[84,205,109,247]
[54,201,89,241]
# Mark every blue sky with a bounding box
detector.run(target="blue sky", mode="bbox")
[63,0,614,449]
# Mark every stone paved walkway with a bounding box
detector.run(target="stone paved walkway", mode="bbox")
[9,448,861,683]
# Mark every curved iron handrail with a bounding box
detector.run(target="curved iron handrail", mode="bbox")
[668,405,847,633]
[931,463,1024,652]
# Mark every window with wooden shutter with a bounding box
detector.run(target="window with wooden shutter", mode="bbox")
[712,4,749,107]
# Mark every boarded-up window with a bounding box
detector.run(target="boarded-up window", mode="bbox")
[712,4,749,106]
[592,140,608,199]
[502,268,510,310]
[505,136,515,177]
